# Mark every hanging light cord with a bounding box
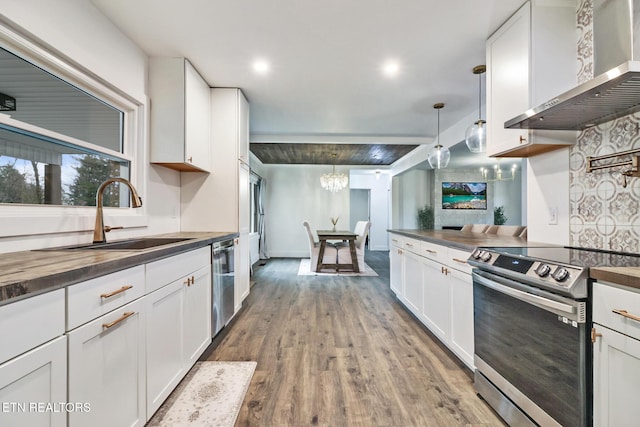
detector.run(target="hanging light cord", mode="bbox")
[478,72,482,123]
[473,65,486,125]
[437,106,441,147]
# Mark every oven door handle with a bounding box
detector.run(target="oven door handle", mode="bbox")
[473,271,577,316]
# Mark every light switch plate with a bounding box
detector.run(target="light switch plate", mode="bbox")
[548,207,558,225]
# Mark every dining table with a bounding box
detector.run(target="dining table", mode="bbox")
[316,230,359,273]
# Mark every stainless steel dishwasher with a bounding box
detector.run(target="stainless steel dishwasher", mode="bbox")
[212,239,235,337]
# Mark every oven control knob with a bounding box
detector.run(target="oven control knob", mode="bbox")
[480,251,492,262]
[471,248,483,259]
[535,263,551,277]
[552,267,570,282]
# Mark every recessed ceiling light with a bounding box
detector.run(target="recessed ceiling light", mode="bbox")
[382,61,400,77]
[253,60,270,74]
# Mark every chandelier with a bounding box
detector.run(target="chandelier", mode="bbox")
[465,65,487,153]
[320,154,348,192]
[427,103,450,169]
[480,162,517,182]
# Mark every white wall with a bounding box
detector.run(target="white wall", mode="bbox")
[0,0,146,103]
[526,148,570,245]
[263,164,350,257]
[349,171,390,251]
[0,0,181,252]
[391,169,431,229]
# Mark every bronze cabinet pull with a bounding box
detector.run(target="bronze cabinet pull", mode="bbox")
[591,327,602,343]
[426,249,437,254]
[612,309,640,323]
[100,285,133,299]
[452,258,467,264]
[102,311,135,329]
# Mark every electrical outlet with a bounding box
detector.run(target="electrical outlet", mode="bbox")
[548,207,558,225]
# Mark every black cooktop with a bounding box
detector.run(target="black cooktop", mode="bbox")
[485,246,640,269]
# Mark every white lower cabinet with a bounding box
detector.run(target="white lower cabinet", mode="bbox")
[145,278,185,417]
[67,299,146,427]
[0,245,215,427]
[402,250,423,317]
[592,281,640,426]
[184,266,213,366]
[389,245,403,297]
[421,257,451,343]
[388,233,474,369]
[0,336,67,427]
[146,264,212,419]
[593,325,640,426]
[449,268,474,368]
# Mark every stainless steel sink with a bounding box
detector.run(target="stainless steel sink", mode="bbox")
[41,237,194,251]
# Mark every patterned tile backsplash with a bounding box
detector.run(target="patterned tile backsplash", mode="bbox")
[570,115,640,252]
[570,0,640,253]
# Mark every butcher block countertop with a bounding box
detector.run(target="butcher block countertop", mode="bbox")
[590,268,640,291]
[388,229,559,252]
[0,231,237,306]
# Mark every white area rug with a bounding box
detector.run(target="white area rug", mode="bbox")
[147,361,256,427]
[298,258,378,276]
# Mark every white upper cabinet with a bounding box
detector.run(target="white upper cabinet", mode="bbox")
[486,0,576,157]
[181,88,250,233]
[149,58,211,172]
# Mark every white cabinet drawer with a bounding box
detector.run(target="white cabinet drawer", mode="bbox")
[420,241,446,262]
[400,238,420,255]
[389,234,409,248]
[146,246,211,293]
[447,247,472,274]
[0,289,64,363]
[594,281,640,341]
[67,265,145,331]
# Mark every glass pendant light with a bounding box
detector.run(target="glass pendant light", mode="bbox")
[465,65,487,153]
[428,103,450,169]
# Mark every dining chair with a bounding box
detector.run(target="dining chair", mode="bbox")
[461,224,489,233]
[336,220,371,272]
[484,225,526,236]
[303,220,337,272]
[518,226,528,239]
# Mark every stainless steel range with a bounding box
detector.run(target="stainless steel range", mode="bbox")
[469,246,640,427]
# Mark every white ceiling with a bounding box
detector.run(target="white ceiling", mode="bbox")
[90,0,525,158]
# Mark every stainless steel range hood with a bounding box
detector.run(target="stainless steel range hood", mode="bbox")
[506,0,640,131]
[505,61,640,130]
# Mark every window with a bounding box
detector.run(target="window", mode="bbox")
[0,19,145,239]
[0,45,132,207]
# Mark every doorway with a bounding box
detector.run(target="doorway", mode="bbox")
[350,189,370,234]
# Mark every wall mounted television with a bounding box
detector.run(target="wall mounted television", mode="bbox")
[442,182,487,210]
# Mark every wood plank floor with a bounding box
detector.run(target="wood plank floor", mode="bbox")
[202,251,505,426]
